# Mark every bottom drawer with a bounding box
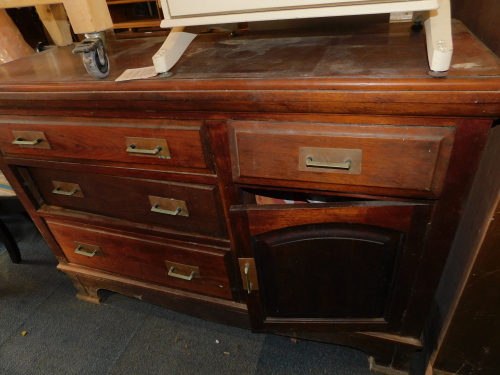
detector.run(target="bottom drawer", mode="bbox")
[46,220,233,299]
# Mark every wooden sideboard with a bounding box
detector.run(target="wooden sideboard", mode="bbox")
[0,20,498,374]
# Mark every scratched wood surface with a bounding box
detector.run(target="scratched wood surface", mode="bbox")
[0,20,498,84]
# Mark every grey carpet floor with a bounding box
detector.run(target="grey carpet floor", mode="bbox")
[0,213,424,375]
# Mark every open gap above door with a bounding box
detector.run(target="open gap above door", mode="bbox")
[241,187,372,205]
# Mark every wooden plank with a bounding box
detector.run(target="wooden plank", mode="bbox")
[0,0,112,34]
[0,0,55,7]
[112,19,161,29]
[35,4,73,46]
[61,0,112,34]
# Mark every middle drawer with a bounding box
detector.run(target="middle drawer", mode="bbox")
[28,167,226,237]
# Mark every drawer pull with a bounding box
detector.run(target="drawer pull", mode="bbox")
[74,245,98,257]
[52,187,78,196]
[305,156,352,170]
[149,196,189,217]
[12,137,42,146]
[125,137,170,159]
[73,242,103,257]
[126,144,162,155]
[51,181,84,198]
[151,203,182,216]
[168,266,196,281]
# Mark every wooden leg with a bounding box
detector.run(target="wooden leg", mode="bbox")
[0,217,21,264]
[368,343,419,375]
[152,27,197,74]
[424,0,453,75]
[66,273,102,304]
[369,358,411,375]
[76,288,102,304]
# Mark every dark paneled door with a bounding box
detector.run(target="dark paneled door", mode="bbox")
[231,201,433,332]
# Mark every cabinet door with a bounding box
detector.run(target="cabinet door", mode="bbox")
[230,201,432,332]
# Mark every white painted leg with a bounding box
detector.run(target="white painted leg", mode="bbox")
[152,27,197,74]
[424,0,453,75]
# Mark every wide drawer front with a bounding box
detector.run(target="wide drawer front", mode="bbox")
[165,0,423,17]
[228,121,455,195]
[29,167,226,237]
[46,220,233,299]
[0,117,208,170]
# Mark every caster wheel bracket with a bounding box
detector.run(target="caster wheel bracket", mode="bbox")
[72,36,110,79]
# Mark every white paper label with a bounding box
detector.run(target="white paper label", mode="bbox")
[115,66,158,82]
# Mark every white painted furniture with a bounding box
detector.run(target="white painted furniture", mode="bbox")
[153,0,453,75]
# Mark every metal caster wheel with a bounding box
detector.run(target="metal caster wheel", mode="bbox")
[82,46,109,79]
[73,32,110,79]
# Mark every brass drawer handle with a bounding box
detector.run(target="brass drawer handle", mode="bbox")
[52,187,78,196]
[149,196,189,217]
[12,137,42,146]
[73,241,103,258]
[126,144,162,155]
[74,245,98,257]
[151,203,182,216]
[168,266,196,281]
[306,156,352,170]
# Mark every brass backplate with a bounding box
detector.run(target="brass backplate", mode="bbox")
[299,147,362,175]
[238,258,259,292]
[125,137,170,159]
[52,181,84,198]
[149,195,189,217]
[12,130,51,149]
[165,260,201,279]
[74,241,104,257]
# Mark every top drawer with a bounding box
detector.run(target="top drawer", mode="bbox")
[0,116,209,171]
[228,121,455,197]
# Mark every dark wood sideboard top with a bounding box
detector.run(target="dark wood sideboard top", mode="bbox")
[0,20,498,118]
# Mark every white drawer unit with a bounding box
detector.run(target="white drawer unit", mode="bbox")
[154,0,452,76]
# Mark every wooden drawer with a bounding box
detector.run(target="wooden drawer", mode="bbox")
[228,121,455,196]
[46,220,233,299]
[0,116,209,170]
[28,167,226,237]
